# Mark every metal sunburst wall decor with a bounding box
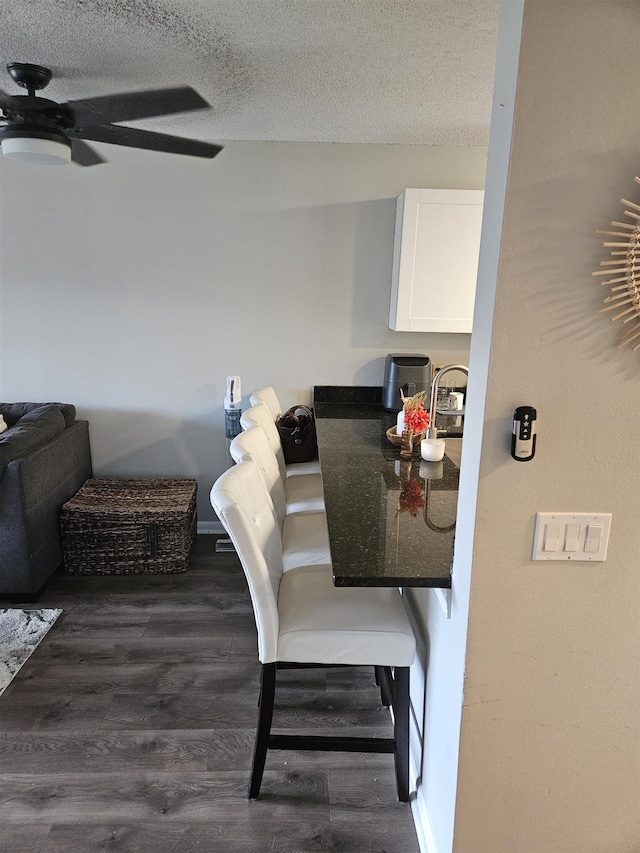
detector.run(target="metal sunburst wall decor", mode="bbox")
[594,177,640,351]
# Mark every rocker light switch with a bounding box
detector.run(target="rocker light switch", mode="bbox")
[543,523,561,551]
[584,524,603,553]
[532,513,612,561]
[564,523,581,552]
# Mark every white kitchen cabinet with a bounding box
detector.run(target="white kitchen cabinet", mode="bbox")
[389,188,484,333]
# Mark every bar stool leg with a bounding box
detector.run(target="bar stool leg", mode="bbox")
[249,662,277,799]
[393,666,410,803]
[376,665,393,707]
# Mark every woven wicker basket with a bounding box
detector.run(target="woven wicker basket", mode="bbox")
[61,478,197,575]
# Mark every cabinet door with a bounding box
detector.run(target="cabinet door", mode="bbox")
[389,188,484,333]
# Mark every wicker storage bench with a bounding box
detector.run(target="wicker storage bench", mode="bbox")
[60,478,197,575]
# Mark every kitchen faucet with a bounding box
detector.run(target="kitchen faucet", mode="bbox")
[427,364,469,439]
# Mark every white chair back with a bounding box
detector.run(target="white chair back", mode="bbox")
[229,425,287,521]
[240,402,287,479]
[250,387,282,420]
[210,460,283,663]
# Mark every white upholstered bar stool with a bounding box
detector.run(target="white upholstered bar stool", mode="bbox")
[210,459,416,802]
[230,425,324,514]
[249,386,282,420]
[242,399,321,478]
[229,425,330,572]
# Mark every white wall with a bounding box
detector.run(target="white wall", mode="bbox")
[0,141,484,522]
[450,2,640,851]
[406,5,524,850]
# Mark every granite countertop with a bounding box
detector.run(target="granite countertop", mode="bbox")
[313,386,457,588]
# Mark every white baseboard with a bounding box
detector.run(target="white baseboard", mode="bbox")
[197,521,225,535]
[410,751,440,853]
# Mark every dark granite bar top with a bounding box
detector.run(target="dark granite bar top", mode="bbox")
[313,386,457,588]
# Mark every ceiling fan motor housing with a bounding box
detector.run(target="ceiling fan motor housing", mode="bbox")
[0,93,73,164]
[0,67,73,164]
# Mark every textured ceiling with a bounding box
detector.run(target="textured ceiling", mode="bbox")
[0,0,499,146]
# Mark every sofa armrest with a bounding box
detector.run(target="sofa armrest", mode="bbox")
[0,402,76,428]
[0,419,93,596]
[0,405,66,466]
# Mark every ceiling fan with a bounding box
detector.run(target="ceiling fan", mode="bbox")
[0,62,223,166]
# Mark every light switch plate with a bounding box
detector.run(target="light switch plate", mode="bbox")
[532,512,612,561]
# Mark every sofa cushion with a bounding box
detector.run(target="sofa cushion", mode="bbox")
[0,404,67,466]
[0,402,76,429]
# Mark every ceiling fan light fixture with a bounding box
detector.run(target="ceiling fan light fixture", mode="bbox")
[1,135,71,165]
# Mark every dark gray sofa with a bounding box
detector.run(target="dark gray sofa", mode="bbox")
[0,402,93,601]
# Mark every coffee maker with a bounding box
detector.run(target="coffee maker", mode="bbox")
[382,353,432,411]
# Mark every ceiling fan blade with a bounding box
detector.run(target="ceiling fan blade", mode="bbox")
[72,125,223,159]
[65,87,210,126]
[71,138,106,166]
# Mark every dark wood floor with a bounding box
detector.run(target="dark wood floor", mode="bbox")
[0,537,419,853]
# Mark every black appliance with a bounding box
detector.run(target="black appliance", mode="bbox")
[382,353,432,411]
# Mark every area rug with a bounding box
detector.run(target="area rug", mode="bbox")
[0,608,62,695]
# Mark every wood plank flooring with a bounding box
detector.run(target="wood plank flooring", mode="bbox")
[0,537,419,853]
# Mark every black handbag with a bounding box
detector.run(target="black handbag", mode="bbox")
[275,405,318,464]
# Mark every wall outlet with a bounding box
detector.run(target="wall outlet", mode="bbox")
[532,512,611,561]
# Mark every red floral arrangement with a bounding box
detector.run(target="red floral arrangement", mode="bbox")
[403,402,430,434]
[398,478,425,516]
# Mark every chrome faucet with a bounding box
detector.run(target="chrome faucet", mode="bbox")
[427,364,469,439]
